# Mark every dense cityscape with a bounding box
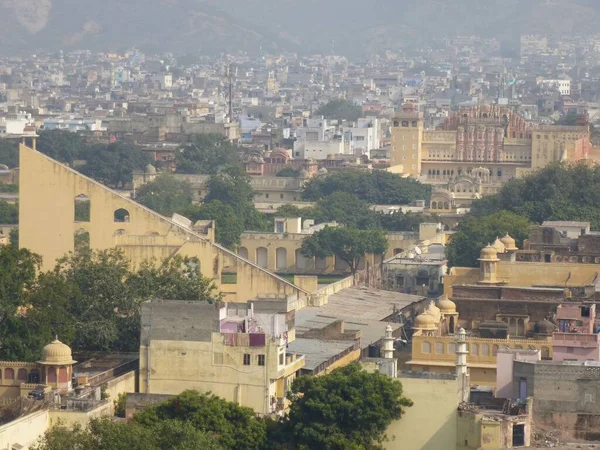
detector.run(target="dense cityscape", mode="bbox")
[2,25,600,450]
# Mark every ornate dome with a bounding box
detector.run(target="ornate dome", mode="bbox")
[500,233,518,251]
[145,164,157,175]
[492,238,505,254]
[425,303,442,324]
[413,313,436,330]
[438,298,457,314]
[479,245,499,262]
[39,339,76,366]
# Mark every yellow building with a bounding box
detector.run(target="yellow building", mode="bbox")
[390,104,589,185]
[18,140,308,303]
[390,103,424,177]
[140,300,305,415]
[406,298,551,387]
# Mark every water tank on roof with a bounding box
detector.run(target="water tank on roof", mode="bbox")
[368,344,381,358]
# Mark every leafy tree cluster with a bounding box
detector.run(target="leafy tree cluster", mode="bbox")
[176,134,242,175]
[469,163,600,230]
[0,246,219,361]
[301,226,388,275]
[35,365,412,450]
[37,130,87,166]
[82,142,150,188]
[135,174,194,217]
[276,167,300,177]
[0,201,18,224]
[315,99,363,122]
[445,211,531,268]
[0,139,19,168]
[0,184,18,193]
[302,170,431,204]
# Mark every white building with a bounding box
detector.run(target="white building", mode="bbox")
[343,118,380,156]
[42,117,105,132]
[538,78,571,96]
[0,110,35,136]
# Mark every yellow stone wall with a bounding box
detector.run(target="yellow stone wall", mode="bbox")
[18,143,308,303]
[390,113,424,177]
[385,376,459,450]
[0,409,50,450]
[408,335,552,387]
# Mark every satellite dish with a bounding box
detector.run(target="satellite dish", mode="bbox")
[414,247,422,255]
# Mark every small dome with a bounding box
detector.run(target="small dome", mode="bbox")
[492,238,505,254]
[479,245,499,261]
[537,319,557,335]
[145,164,157,174]
[413,313,436,330]
[438,298,456,314]
[500,233,518,251]
[425,303,442,324]
[38,339,76,365]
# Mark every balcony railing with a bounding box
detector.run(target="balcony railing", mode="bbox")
[553,332,600,348]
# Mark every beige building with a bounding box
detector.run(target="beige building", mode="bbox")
[18,140,308,303]
[391,104,589,184]
[140,300,305,415]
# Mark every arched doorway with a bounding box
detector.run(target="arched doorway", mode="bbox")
[256,247,268,269]
[276,248,287,270]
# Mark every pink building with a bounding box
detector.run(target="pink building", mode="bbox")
[552,303,600,362]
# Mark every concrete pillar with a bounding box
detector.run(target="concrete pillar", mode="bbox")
[456,328,470,403]
[382,325,394,359]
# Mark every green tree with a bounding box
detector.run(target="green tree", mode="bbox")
[302,170,431,204]
[0,139,19,168]
[315,99,362,122]
[0,201,18,224]
[276,167,299,177]
[37,130,86,165]
[469,163,600,229]
[281,364,412,450]
[313,192,376,229]
[23,249,220,357]
[204,165,269,231]
[0,246,42,361]
[446,211,532,268]
[377,211,433,232]
[134,390,266,450]
[32,418,222,450]
[82,142,150,188]
[135,174,193,217]
[301,226,388,275]
[181,201,244,249]
[176,134,241,175]
[9,228,18,248]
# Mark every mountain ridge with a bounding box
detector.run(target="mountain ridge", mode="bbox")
[0,0,597,55]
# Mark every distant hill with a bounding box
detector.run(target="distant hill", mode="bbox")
[0,0,598,55]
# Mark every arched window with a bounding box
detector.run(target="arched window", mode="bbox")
[238,247,249,260]
[448,343,456,354]
[114,208,130,223]
[481,344,490,356]
[492,344,499,356]
[471,343,479,356]
[422,341,431,354]
[74,194,91,222]
[435,342,444,354]
[449,316,455,334]
[17,368,27,381]
[276,248,287,270]
[444,202,449,209]
[431,201,437,209]
[74,229,90,254]
[47,367,57,383]
[5,368,14,380]
[58,367,69,383]
[256,247,268,269]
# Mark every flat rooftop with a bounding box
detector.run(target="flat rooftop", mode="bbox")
[287,338,357,372]
[295,286,423,346]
